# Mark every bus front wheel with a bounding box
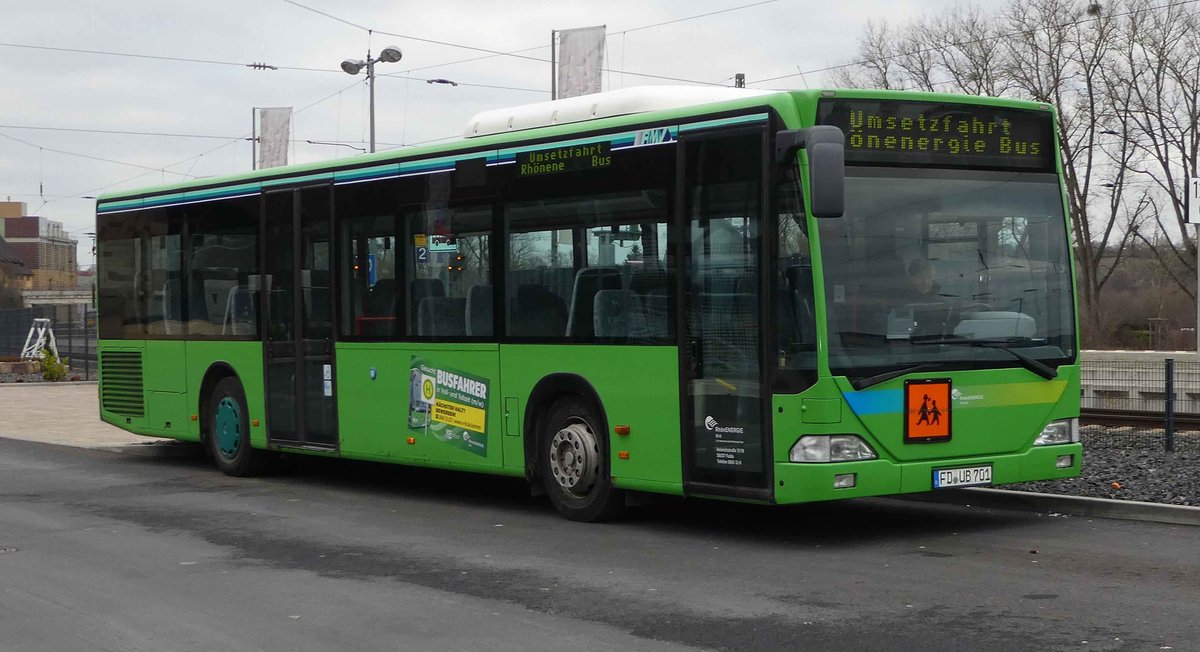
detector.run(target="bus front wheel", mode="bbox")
[206,376,265,477]
[540,396,625,522]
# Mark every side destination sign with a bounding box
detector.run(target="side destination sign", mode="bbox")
[516,142,612,177]
[817,99,1055,172]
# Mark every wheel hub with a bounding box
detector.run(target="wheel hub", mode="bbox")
[549,422,599,496]
[214,397,241,459]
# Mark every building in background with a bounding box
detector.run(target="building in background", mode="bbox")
[0,224,33,309]
[0,201,78,290]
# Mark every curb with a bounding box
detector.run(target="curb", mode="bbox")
[0,380,98,387]
[905,487,1200,527]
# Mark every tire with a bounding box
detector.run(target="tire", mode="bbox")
[539,396,625,522]
[206,376,265,477]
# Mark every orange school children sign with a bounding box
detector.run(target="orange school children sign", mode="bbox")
[904,379,952,442]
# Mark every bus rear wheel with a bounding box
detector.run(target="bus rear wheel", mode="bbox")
[207,376,265,477]
[540,396,625,522]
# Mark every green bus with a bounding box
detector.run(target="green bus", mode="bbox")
[96,87,1081,521]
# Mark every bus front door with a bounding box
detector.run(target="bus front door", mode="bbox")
[680,130,771,498]
[263,186,338,449]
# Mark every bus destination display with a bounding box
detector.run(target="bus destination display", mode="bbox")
[817,99,1054,171]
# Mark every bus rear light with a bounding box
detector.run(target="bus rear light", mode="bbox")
[1034,418,1079,446]
[1056,455,1074,469]
[834,473,857,489]
[789,435,877,463]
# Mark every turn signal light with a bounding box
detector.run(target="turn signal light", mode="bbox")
[617,451,630,460]
[251,419,260,427]
[614,425,631,436]
[190,414,198,421]
[406,437,416,445]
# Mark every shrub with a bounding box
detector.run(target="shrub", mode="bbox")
[41,348,69,382]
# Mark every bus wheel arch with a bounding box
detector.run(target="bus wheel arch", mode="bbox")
[523,374,625,521]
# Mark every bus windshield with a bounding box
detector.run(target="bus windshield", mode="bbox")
[817,167,1075,381]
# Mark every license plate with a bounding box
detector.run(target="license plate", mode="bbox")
[932,465,992,489]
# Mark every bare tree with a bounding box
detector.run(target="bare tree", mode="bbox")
[921,6,1012,96]
[829,20,903,90]
[1108,0,1200,300]
[831,0,1134,339]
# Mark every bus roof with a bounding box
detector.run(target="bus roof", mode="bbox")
[97,87,1051,206]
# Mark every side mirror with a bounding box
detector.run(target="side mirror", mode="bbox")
[776,126,845,218]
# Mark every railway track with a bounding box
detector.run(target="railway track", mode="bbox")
[1080,408,1200,429]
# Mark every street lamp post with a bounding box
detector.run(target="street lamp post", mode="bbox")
[341,46,403,153]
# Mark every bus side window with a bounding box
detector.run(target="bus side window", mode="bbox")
[405,205,492,339]
[97,211,149,339]
[185,197,259,338]
[775,172,817,377]
[336,179,401,339]
[500,138,674,342]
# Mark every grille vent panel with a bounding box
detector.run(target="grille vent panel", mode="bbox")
[101,351,145,418]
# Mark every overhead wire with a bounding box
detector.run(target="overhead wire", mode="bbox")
[279,0,740,87]
[0,130,194,176]
[399,0,778,74]
[36,78,367,205]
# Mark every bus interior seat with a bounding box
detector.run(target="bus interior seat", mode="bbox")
[408,278,446,333]
[465,284,493,336]
[364,278,396,317]
[593,289,634,338]
[417,296,467,337]
[511,284,567,337]
[222,285,258,335]
[637,289,670,339]
[693,292,757,373]
[200,267,238,327]
[629,268,674,295]
[567,267,622,337]
[303,269,330,324]
[157,277,182,335]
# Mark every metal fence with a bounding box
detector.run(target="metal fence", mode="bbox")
[0,305,97,380]
[1080,353,1200,453]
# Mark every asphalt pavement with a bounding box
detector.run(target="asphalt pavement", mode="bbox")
[1,435,1197,652]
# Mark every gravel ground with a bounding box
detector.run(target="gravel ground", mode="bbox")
[1010,428,1200,506]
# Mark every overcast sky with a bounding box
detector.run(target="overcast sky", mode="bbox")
[0,0,1003,265]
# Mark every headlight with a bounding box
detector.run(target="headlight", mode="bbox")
[1034,418,1079,446]
[790,435,878,463]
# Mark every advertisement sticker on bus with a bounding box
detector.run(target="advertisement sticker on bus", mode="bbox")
[407,357,490,457]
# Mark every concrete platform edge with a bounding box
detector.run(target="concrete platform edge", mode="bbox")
[902,487,1200,526]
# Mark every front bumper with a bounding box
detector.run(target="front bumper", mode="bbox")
[772,443,1083,504]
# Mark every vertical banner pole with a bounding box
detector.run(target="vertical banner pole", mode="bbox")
[251,107,257,171]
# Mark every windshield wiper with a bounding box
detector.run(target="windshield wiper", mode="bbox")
[850,363,942,391]
[911,337,1057,380]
